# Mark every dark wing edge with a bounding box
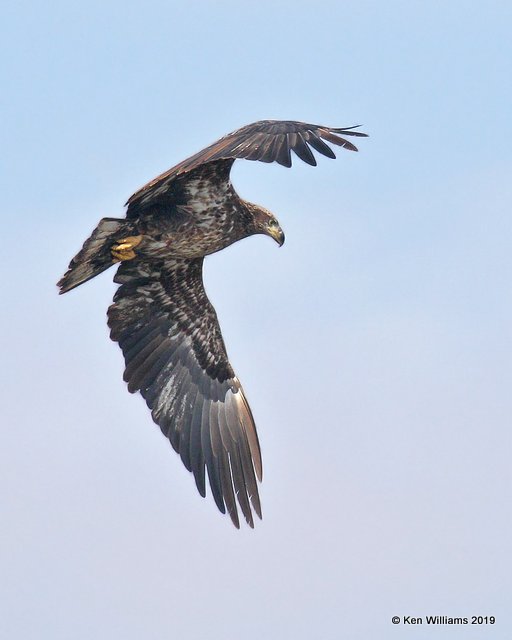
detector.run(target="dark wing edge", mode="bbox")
[127,120,368,209]
[107,257,262,529]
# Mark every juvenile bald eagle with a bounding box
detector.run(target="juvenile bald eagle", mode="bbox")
[58,120,367,528]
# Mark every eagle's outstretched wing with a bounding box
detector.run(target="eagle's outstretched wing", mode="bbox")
[108,258,262,528]
[127,120,367,210]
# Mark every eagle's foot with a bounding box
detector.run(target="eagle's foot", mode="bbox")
[111,235,143,262]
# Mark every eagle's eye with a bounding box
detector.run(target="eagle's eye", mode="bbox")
[268,219,278,228]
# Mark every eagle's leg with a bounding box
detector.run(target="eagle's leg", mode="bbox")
[111,235,144,262]
[111,235,143,261]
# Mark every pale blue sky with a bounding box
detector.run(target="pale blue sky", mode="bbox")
[2,1,511,638]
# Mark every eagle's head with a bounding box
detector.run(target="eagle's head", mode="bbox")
[243,201,285,247]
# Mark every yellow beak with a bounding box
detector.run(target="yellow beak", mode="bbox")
[267,225,285,246]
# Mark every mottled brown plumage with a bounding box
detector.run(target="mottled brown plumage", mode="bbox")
[58,119,367,528]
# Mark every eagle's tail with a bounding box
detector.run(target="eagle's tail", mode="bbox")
[57,218,135,294]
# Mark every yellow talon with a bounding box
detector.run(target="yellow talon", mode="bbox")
[111,235,143,262]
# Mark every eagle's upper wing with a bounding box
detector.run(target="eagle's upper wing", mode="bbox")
[108,257,262,528]
[126,120,367,209]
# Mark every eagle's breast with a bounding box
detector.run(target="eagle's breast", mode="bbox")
[139,186,245,260]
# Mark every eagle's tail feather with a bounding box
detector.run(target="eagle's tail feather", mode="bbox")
[57,218,133,294]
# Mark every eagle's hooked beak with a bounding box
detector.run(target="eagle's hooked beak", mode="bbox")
[267,225,285,247]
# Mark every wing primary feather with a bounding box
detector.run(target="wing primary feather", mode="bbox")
[319,129,359,152]
[224,391,242,443]
[292,132,317,166]
[203,401,225,513]
[219,452,240,528]
[174,376,193,471]
[224,393,254,527]
[189,392,206,496]
[209,399,224,458]
[237,432,262,519]
[217,394,234,453]
[303,131,337,159]
[237,390,262,481]
[217,403,240,528]
[231,388,261,515]
[331,125,369,137]
[233,442,255,528]
[275,134,292,167]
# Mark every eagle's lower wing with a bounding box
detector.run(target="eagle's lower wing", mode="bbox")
[126,120,367,209]
[108,257,262,528]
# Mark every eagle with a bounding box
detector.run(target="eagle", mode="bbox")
[58,120,367,528]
